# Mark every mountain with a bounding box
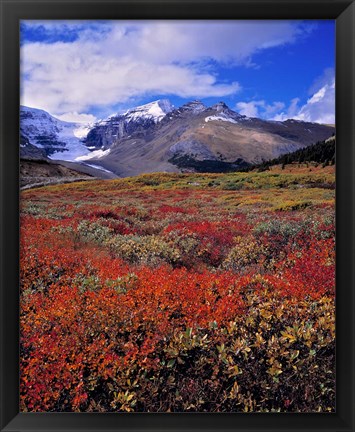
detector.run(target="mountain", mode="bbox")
[84,99,174,151]
[21,100,335,177]
[20,106,90,160]
[84,100,335,177]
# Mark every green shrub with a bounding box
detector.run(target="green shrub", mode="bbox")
[106,235,180,266]
[77,220,114,245]
[223,236,266,273]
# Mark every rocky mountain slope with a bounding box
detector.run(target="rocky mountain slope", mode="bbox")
[84,99,174,151]
[85,100,335,177]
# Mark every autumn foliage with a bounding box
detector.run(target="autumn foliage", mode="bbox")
[20,166,335,412]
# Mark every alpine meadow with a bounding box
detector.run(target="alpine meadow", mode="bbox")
[20,20,336,412]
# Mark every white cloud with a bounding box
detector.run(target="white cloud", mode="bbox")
[21,20,310,117]
[236,100,285,118]
[236,100,264,117]
[272,69,335,124]
[21,40,240,115]
[263,101,286,117]
[54,112,97,124]
[236,68,335,124]
[296,81,335,123]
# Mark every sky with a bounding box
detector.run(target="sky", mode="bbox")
[20,20,335,125]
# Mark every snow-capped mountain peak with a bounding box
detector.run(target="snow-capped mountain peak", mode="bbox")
[123,99,174,123]
[20,105,90,161]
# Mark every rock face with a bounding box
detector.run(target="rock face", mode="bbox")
[21,100,335,177]
[84,99,174,150]
[20,134,48,160]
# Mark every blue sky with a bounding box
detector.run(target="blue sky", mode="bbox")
[20,20,335,124]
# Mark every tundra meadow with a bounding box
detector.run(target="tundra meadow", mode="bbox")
[20,165,335,412]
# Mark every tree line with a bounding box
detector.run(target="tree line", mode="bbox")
[240,135,335,172]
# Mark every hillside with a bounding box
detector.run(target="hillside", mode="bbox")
[20,158,117,189]
[247,135,336,172]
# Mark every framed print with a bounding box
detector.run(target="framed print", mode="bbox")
[0,0,354,431]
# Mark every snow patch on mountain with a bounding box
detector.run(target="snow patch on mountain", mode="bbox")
[123,99,174,123]
[50,137,91,161]
[76,148,111,161]
[83,163,114,173]
[205,114,238,124]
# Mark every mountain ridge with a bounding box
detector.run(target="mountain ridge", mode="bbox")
[20,100,335,177]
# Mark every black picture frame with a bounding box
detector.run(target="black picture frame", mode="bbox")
[1,0,354,431]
